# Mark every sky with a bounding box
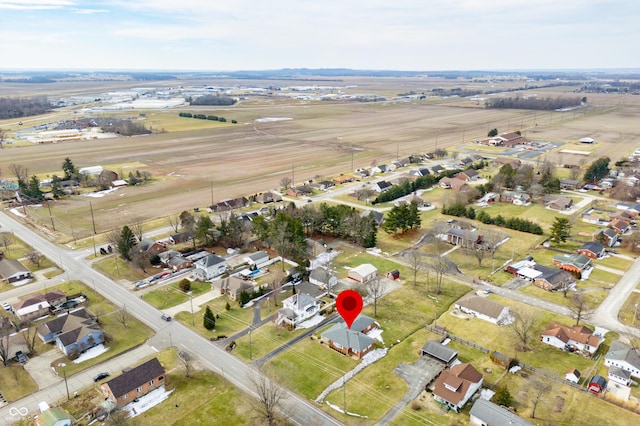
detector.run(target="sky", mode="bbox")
[1,0,639,71]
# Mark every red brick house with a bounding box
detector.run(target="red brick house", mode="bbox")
[101,358,165,408]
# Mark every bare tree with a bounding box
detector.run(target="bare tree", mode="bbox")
[0,232,13,253]
[178,350,194,378]
[280,176,292,190]
[0,128,5,149]
[271,268,285,307]
[407,248,423,287]
[366,277,385,318]
[25,250,45,268]
[509,309,536,352]
[0,335,10,366]
[20,324,38,354]
[117,307,129,329]
[568,293,593,325]
[251,373,287,426]
[167,215,180,233]
[130,218,145,242]
[9,163,28,183]
[530,376,552,419]
[556,275,576,298]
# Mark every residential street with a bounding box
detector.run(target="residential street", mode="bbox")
[0,211,341,426]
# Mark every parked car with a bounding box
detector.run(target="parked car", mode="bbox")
[161,314,172,322]
[93,372,110,382]
[135,280,149,289]
[59,300,80,310]
[2,302,11,311]
[15,351,28,364]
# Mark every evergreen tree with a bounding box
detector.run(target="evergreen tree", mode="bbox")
[550,217,572,244]
[62,157,77,180]
[27,175,43,200]
[118,225,137,261]
[203,305,216,330]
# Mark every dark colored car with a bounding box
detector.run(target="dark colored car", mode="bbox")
[93,372,110,382]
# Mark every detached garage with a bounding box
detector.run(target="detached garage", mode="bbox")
[347,264,377,284]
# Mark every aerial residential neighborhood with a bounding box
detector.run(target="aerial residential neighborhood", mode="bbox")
[0,15,639,424]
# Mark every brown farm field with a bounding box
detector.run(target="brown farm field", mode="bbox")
[1,78,640,238]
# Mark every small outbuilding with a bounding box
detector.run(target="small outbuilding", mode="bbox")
[347,264,377,284]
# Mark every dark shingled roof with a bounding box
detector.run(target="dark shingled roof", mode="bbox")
[105,358,165,399]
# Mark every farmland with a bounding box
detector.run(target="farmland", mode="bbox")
[1,77,639,242]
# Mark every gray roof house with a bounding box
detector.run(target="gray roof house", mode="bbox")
[605,340,640,379]
[454,294,512,325]
[421,340,458,365]
[244,251,270,268]
[321,324,376,359]
[0,257,32,285]
[309,267,336,288]
[37,308,104,356]
[470,399,534,426]
[192,253,227,281]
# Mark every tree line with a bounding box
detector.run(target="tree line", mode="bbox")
[178,112,237,124]
[485,96,582,111]
[188,95,237,106]
[0,96,51,119]
[442,203,544,235]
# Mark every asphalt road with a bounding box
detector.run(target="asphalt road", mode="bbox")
[0,211,341,426]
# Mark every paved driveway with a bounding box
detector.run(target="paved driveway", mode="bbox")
[23,348,63,390]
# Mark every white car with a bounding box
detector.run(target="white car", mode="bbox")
[2,302,12,311]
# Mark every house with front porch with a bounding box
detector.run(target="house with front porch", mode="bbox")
[276,292,321,329]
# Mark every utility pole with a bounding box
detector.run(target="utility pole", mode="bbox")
[46,200,56,231]
[351,151,354,172]
[210,181,214,208]
[89,201,97,234]
[292,164,295,188]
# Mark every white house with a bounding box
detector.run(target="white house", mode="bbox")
[276,293,321,329]
[372,180,393,193]
[565,368,581,384]
[347,264,378,284]
[609,366,632,386]
[192,253,227,281]
[541,322,602,355]
[454,294,512,325]
[605,340,640,379]
[244,251,270,268]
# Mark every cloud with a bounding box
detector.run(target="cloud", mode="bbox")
[0,0,73,9]
[71,8,108,15]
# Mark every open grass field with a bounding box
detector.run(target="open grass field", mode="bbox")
[2,78,639,242]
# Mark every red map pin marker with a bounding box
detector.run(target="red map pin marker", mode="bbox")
[336,290,363,329]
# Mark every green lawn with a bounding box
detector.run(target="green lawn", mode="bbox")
[175,297,256,340]
[0,364,38,402]
[92,255,146,282]
[495,371,640,425]
[332,250,408,281]
[234,321,309,362]
[45,281,154,377]
[142,280,213,310]
[435,296,600,378]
